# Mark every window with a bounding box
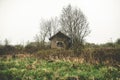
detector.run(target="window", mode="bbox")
[57,41,63,47]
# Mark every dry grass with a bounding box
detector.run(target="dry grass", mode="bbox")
[0,48,120,66]
[32,48,120,66]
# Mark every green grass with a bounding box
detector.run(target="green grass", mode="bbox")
[0,57,120,80]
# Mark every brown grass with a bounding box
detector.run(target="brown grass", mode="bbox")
[0,48,120,66]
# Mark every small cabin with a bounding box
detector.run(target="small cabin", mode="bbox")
[49,31,71,49]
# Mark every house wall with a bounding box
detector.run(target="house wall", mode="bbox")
[50,36,68,49]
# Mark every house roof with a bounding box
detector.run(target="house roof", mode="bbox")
[49,31,70,40]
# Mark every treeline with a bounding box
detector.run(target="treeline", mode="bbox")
[0,38,120,54]
[0,41,50,55]
[0,38,120,67]
[85,38,120,48]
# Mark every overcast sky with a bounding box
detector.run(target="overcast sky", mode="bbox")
[0,0,120,45]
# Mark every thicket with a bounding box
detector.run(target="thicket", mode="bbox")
[0,39,120,80]
[0,39,120,66]
[0,42,50,55]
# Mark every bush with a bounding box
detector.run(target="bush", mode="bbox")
[0,45,16,55]
[24,44,38,53]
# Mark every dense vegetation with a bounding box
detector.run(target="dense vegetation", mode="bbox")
[0,56,120,80]
[0,39,120,80]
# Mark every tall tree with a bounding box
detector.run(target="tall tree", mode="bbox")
[60,4,90,55]
[50,17,59,35]
[35,17,59,47]
[40,19,49,45]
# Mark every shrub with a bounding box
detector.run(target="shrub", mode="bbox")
[0,45,16,55]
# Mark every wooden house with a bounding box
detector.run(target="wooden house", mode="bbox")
[49,31,71,49]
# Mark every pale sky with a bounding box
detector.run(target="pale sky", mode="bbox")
[0,0,120,45]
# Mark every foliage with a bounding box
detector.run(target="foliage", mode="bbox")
[116,38,120,44]
[0,56,120,80]
[0,45,15,55]
[24,42,38,53]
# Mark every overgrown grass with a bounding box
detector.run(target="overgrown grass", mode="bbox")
[0,56,120,80]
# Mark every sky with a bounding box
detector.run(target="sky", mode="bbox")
[0,0,120,45]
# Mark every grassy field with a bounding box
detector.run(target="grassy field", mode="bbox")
[0,54,120,80]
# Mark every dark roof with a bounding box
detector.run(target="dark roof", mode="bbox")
[49,31,70,40]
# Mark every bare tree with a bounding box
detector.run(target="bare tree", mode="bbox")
[39,19,49,46]
[35,18,59,47]
[4,38,10,46]
[46,17,59,38]
[51,17,59,35]
[60,4,90,55]
[34,34,42,48]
